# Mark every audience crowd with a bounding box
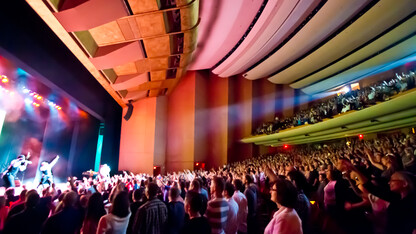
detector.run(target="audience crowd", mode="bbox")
[0,132,415,234]
[254,71,416,135]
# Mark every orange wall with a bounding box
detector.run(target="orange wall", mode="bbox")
[166,71,196,172]
[119,97,157,174]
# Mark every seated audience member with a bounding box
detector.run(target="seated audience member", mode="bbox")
[81,192,106,234]
[133,182,168,234]
[264,178,302,234]
[97,191,130,234]
[224,182,239,234]
[3,190,42,234]
[42,191,84,234]
[182,191,211,234]
[206,176,229,234]
[167,187,185,234]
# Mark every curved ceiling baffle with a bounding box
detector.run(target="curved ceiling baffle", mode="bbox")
[27,0,200,103]
[264,0,416,91]
[188,0,264,70]
[243,0,374,80]
[212,0,322,77]
[291,13,416,90]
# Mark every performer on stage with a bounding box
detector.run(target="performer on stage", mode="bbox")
[38,155,59,188]
[2,153,32,188]
[99,164,111,181]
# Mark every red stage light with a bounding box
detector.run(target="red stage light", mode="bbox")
[153,166,156,169]
[196,163,199,166]
[1,77,8,83]
[358,134,364,139]
[284,144,289,149]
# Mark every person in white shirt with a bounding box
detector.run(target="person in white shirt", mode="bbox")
[224,182,239,234]
[232,179,248,234]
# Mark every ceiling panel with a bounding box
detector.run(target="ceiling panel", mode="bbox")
[243,0,371,80]
[268,0,416,84]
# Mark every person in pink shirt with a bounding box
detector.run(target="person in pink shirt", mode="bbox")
[0,196,9,231]
[264,175,302,234]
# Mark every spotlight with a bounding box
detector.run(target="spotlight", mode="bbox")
[36,96,42,100]
[358,134,364,139]
[24,98,32,104]
[22,88,30,94]
[1,76,8,83]
[56,106,62,110]
[283,144,289,149]
[196,163,199,166]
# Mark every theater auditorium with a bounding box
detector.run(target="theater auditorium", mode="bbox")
[0,0,415,233]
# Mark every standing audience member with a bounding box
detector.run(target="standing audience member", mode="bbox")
[42,191,84,234]
[232,179,248,234]
[166,187,185,234]
[127,188,145,234]
[264,179,303,234]
[133,182,168,234]
[224,182,239,234]
[97,191,131,234]
[81,192,106,234]
[243,175,257,234]
[3,190,42,234]
[182,191,211,234]
[0,196,8,232]
[206,176,229,234]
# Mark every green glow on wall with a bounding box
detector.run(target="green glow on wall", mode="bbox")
[94,123,105,172]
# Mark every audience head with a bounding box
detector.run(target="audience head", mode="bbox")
[389,171,415,196]
[133,188,144,202]
[190,179,201,192]
[146,182,160,199]
[211,176,225,197]
[185,191,203,216]
[233,179,245,193]
[111,191,130,218]
[169,187,180,202]
[25,190,40,209]
[63,191,78,208]
[86,192,106,221]
[224,182,235,198]
[270,179,297,209]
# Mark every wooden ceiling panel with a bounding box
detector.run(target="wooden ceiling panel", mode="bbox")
[149,89,163,97]
[113,62,138,76]
[149,57,169,70]
[89,21,125,46]
[150,70,167,81]
[143,36,171,57]
[180,53,193,67]
[128,0,159,14]
[136,13,166,37]
[135,59,151,74]
[117,18,136,41]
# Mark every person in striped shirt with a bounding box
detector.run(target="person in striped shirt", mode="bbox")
[206,177,229,234]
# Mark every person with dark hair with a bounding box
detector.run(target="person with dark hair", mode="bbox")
[243,174,257,234]
[37,155,59,189]
[3,190,42,234]
[0,196,8,232]
[232,179,248,234]
[264,179,302,234]
[97,191,130,234]
[127,188,145,234]
[2,154,32,188]
[189,179,207,215]
[133,182,167,234]
[166,187,185,234]
[81,192,106,234]
[224,182,239,234]
[42,191,84,234]
[6,189,27,221]
[206,176,229,234]
[287,170,311,233]
[181,191,211,234]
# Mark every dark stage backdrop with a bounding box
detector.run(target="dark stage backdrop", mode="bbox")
[0,106,100,185]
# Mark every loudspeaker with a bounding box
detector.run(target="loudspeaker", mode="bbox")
[123,100,134,121]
